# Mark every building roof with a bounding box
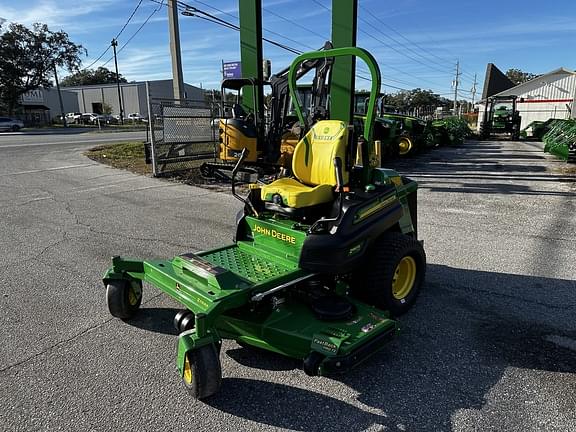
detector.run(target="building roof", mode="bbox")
[481,63,516,100]
[493,67,576,98]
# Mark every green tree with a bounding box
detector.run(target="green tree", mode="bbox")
[61,67,127,87]
[386,88,450,112]
[0,22,85,114]
[505,68,538,85]
[102,102,113,115]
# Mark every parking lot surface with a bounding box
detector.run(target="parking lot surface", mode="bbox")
[1,134,574,431]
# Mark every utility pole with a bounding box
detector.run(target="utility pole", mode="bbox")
[471,73,477,108]
[168,0,185,101]
[111,39,124,124]
[53,64,67,128]
[453,60,460,117]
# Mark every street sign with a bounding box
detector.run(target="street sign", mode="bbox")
[223,61,241,79]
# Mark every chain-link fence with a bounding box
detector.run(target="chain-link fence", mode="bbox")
[147,97,217,176]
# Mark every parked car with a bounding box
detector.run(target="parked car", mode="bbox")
[0,117,25,132]
[65,112,83,124]
[101,114,118,124]
[127,113,143,122]
[81,113,115,125]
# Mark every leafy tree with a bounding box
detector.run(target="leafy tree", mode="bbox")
[0,22,85,114]
[505,68,538,85]
[386,88,452,112]
[61,67,127,87]
[102,102,113,115]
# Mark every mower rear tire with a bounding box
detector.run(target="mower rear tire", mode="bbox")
[182,344,222,399]
[106,280,142,319]
[353,232,426,316]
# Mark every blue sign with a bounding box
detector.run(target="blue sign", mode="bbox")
[223,61,241,79]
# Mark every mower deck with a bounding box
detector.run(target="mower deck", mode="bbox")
[106,238,399,374]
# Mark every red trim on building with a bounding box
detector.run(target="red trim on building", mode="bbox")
[518,99,573,103]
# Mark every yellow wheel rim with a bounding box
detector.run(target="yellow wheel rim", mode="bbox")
[127,283,140,306]
[183,355,193,385]
[392,256,417,300]
[398,137,413,155]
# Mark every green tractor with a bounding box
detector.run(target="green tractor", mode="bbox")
[381,112,434,156]
[354,95,434,158]
[430,116,471,146]
[103,47,426,399]
[480,95,521,140]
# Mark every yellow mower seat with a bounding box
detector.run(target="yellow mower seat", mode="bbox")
[261,120,348,208]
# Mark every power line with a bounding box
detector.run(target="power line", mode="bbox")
[83,0,145,70]
[358,2,458,73]
[175,1,304,54]
[101,1,164,67]
[156,0,449,94]
[263,7,327,42]
[187,0,319,53]
[358,14,454,76]
[313,0,453,76]
[116,0,145,39]
[314,0,480,90]
[84,46,112,70]
[176,1,410,91]
[310,0,455,93]
[358,1,478,81]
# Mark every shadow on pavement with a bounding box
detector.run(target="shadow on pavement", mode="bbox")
[207,377,387,432]
[125,307,178,336]
[226,346,300,371]
[205,263,575,431]
[386,140,576,196]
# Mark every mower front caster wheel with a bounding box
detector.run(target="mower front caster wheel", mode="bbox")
[303,351,325,376]
[106,280,142,319]
[182,344,222,399]
[173,310,195,333]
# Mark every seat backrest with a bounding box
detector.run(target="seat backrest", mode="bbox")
[292,120,349,186]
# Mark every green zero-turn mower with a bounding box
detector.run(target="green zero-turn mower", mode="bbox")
[103,47,426,399]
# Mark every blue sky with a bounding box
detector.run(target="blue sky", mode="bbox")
[1,0,575,99]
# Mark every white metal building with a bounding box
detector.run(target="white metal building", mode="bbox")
[20,80,204,122]
[62,80,204,117]
[478,67,576,130]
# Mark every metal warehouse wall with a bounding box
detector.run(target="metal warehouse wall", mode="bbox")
[478,71,576,130]
[497,72,575,130]
[74,84,142,115]
[20,88,80,119]
[62,80,205,117]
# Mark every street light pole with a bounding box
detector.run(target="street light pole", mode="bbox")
[111,38,124,124]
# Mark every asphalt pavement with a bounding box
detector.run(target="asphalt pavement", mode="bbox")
[0,131,574,431]
[0,128,146,149]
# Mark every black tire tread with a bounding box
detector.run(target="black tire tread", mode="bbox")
[184,344,222,400]
[106,280,142,319]
[354,231,426,316]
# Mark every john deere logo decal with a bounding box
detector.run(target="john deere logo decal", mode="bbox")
[323,127,330,133]
[253,224,296,244]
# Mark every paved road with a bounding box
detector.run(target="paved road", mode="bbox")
[0,128,146,149]
[1,133,575,432]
